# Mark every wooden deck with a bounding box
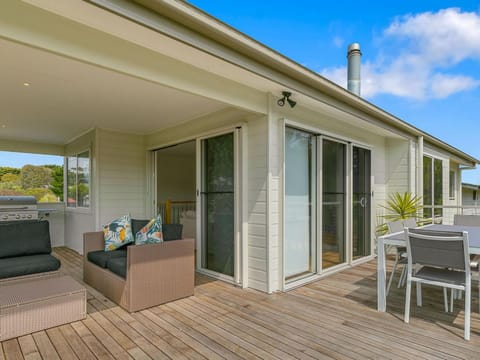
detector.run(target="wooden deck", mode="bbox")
[2,247,480,359]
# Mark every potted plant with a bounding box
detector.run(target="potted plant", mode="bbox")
[376,192,422,235]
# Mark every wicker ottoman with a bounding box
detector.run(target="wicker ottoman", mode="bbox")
[0,275,86,341]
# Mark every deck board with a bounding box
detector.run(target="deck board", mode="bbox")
[1,246,479,359]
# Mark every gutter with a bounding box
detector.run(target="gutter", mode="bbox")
[87,0,479,166]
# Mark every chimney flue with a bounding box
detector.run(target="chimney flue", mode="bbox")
[347,43,361,96]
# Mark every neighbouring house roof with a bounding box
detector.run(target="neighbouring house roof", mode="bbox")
[93,0,479,166]
[462,183,480,190]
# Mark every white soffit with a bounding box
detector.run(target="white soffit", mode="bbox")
[0,38,227,144]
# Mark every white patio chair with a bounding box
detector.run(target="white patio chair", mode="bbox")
[452,214,480,312]
[454,214,480,227]
[386,220,407,295]
[404,228,471,340]
[403,217,417,228]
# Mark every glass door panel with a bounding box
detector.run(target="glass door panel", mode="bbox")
[322,139,346,269]
[352,146,371,260]
[201,133,234,277]
[284,127,316,280]
[423,156,433,220]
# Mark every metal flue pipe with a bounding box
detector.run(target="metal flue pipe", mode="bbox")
[347,43,361,96]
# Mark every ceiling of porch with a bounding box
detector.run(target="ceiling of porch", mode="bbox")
[0,38,229,145]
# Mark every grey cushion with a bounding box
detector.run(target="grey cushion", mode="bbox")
[0,220,51,259]
[87,249,127,268]
[132,219,150,236]
[0,254,60,279]
[107,257,127,279]
[163,224,183,241]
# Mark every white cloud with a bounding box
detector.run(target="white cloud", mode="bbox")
[321,8,480,100]
[332,36,344,48]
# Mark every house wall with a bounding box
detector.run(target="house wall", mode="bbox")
[247,116,268,291]
[64,130,96,253]
[463,187,478,206]
[385,138,410,195]
[96,129,147,227]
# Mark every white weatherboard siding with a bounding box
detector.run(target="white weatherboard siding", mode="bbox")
[463,187,479,207]
[248,117,269,291]
[385,138,410,195]
[97,129,147,227]
[64,130,96,254]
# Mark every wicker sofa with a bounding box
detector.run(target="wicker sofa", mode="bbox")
[83,221,194,312]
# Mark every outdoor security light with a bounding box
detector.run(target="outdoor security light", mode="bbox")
[277,91,296,108]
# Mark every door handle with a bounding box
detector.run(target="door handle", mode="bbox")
[360,197,367,208]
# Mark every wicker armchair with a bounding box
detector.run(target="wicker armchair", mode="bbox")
[83,231,194,312]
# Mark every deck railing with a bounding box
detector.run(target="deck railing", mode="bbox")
[421,205,480,225]
[158,199,195,224]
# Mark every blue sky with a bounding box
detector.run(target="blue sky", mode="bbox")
[190,0,480,183]
[0,152,63,168]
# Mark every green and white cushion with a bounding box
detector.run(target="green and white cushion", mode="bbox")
[135,214,163,245]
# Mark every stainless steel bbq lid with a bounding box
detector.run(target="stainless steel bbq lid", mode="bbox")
[0,196,37,206]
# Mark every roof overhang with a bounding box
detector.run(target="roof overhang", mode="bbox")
[94,0,478,167]
[6,0,480,167]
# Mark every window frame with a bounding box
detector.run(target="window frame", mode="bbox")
[65,149,91,210]
[449,170,456,200]
[423,154,443,221]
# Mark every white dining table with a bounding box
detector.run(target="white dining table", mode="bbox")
[377,224,480,312]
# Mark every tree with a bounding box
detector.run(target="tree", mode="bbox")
[1,173,20,185]
[0,167,20,178]
[45,165,64,201]
[25,188,53,201]
[20,165,52,189]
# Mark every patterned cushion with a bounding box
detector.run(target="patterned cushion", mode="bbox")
[104,214,134,251]
[135,214,163,245]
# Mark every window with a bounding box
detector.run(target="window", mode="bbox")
[0,151,64,203]
[449,170,456,199]
[423,155,442,220]
[474,190,478,201]
[66,150,90,208]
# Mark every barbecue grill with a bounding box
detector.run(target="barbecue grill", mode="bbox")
[0,196,39,221]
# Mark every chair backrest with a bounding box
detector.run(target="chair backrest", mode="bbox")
[453,214,480,227]
[405,228,469,271]
[387,220,404,234]
[403,218,417,228]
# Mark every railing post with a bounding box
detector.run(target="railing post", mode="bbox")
[165,199,171,224]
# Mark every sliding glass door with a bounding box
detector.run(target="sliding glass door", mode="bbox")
[352,146,371,260]
[283,125,373,284]
[201,133,235,277]
[322,139,347,269]
[284,127,317,280]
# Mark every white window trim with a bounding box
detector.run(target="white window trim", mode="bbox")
[65,149,91,213]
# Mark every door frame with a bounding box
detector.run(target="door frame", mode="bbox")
[349,142,374,266]
[319,134,350,272]
[281,119,375,290]
[195,127,246,286]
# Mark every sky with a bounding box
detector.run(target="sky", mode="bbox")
[0,152,63,168]
[189,0,480,184]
